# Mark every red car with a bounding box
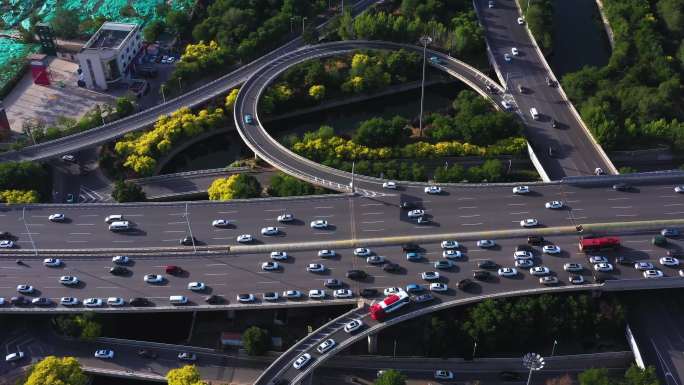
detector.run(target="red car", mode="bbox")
[165,265,182,275]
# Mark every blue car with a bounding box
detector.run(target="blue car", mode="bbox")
[406,252,421,261]
[661,228,680,238]
[405,284,424,293]
[244,114,254,124]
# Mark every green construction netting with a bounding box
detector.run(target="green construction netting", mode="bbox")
[0,37,39,91]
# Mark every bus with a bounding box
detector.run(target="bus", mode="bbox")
[578,236,620,252]
[370,291,410,321]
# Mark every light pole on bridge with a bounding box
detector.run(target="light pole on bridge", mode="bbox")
[418,35,432,137]
[522,352,545,385]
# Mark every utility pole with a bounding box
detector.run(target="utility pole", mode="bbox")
[290,17,295,33]
[418,36,432,137]
[160,84,166,103]
[302,16,307,32]
[551,340,557,357]
[349,161,355,193]
[523,353,545,385]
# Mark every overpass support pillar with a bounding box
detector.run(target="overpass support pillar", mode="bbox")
[367,333,378,354]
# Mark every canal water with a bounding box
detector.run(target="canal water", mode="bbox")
[549,0,611,77]
[162,80,465,173]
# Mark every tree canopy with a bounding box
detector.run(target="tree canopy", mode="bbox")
[208,174,262,200]
[375,369,407,385]
[267,173,327,197]
[111,181,146,203]
[24,356,87,385]
[166,365,206,385]
[242,326,270,356]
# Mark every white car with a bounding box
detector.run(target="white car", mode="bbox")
[563,263,583,272]
[517,17,525,24]
[675,185,684,193]
[367,255,385,264]
[0,240,14,248]
[48,213,65,222]
[589,256,609,264]
[333,289,353,298]
[429,282,448,292]
[237,293,255,303]
[84,298,103,307]
[59,276,79,286]
[5,352,25,362]
[504,53,511,62]
[344,319,363,333]
[43,258,62,267]
[307,263,325,273]
[634,262,655,271]
[643,269,664,278]
[354,247,372,256]
[520,218,538,227]
[540,276,559,285]
[514,250,534,260]
[512,186,529,194]
[543,245,561,254]
[261,227,279,236]
[511,47,519,56]
[515,259,534,268]
[144,274,164,283]
[443,249,463,259]
[498,267,518,277]
[435,370,454,380]
[545,201,563,209]
[310,219,328,229]
[384,287,402,296]
[501,100,512,110]
[569,275,585,285]
[16,284,34,294]
[277,213,294,222]
[107,297,125,306]
[236,234,253,243]
[660,256,680,267]
[424,186,442,194]
[441,240,459,249]
[309,289,326,299]
[293,353,312,370]
[270,251,288,260]
[263,292,279,301]
[594,262,613,272]
[60,297,79,306]
[317,339,336,354]
[529,266,550,276]
[261,261,280,271]
[408,209,425,218]
[212,219,230,227]
[283,290,303,299]
[382,181,397,189]
[421,271,440,280]
[187,282,206,291]
[477,239,496,248]
[94,350,114,359]
[112,255,130,264]
[318,249,336,258]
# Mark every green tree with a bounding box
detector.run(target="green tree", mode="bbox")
[578,368,613,385]
[119,4,138,17]
[166,10,190,38]
[309,84,326,100]
[375,369,406,385]
[24,356,88,385]
[0,162,50,201]
[657,0,683,37]
[51,7,80,39]
[54,314,102,341]
[678,39,684,69]
[115,97,135,117]
[242,326,270,356]
[480,159,503,182]
[353,116,410,147]
[267,173,325,196]
[144,20,165,42]
[624,365,659,385]
[0,190,39,204]
[208,174,261,200]
[166,365,205,385]
[111,180,146,202]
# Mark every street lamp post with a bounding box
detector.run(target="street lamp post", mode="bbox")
[178,77,182,92]
[551,340,558,357]
[418,35,432,137]
[522,353,545,385]
[302,16,308,32]
[160,85,166,103]
[290,17,295,33]
[472,340,478,360]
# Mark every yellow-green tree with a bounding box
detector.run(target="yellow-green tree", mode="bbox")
[0,189,39,204]
[166,365,206,385]
[24,356,87,385]
[225,88,239,109]
[208,174,262,200]
[309,84,326,100]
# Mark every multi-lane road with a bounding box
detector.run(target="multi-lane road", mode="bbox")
[475,0,616,178]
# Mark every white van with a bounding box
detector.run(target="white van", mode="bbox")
[529,107,540,120]
[104,215,123,224]
[169,295,188,305]
[108,221,130,231]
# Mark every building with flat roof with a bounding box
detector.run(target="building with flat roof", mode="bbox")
[77,22,143,90]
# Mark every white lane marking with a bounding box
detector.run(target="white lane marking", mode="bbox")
[313,232,335,235]
[625,240,648,243]
[126,214,144,217]
[568,216,588,220]
[462,223,483,226]
[162,239,178,242]
[509,211,529,215]
[458,197,475,200]
[168,213,185,216]
[112,240,134,243]
[565,200,580,203]
[167,221,186,225]
[660,195,677,198]
[665,212,684,215]
[164,230,186,233]
[25,224,44,226]
[96,286,117,289]
[205,273,227,276]
[361,203,383,207]
[219,211,237,214]
[212,237,233,240]
[607,197,630,201]
[611,206,633,209]
[615,214,637,217]
[315,206,333,209]
[361,220,384,224]
[459,214,480,218]
[362,212,383,215]
[573,208,584,211]
[638,249,654,253]
[507,203,526,206]
[209,283,227,286]
[314,215,334,218]
[76,223,95,226]
[562,191,576,195]
[264,208,284,212]
[458,206,478,209]
[206,263,227,266]
[20,232,40,235]
[69,232,92,235]
[257,281,277,284]
[363,229,385,232]
[664,203,684,207]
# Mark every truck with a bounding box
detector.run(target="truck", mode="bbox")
[369,291,410,321]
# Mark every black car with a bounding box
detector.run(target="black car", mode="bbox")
[551,119,558,129]
[527,235,544,245]
[457,279,475,290]
[33,298,51,307]
[138,349,158,359]
[402,243,420,252]
[612,183,631,191]
[109,266,129,275]
[548,146,558,158]
[477,260,498,269]
[516,244,533,252]
[324,279,342,288]
[360,288,378,298]
[615,256,633,266]
[500,371,521,381]
[383,263,401,273]
[412,293,435,303]
[346,270,367,280]
[400,201,417,210]
[10,296,29,306]
[180,236,197,246]
[473,270,491,281]
[130,297,150,307]
[0,231,12,239]
[205,295,224,304]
